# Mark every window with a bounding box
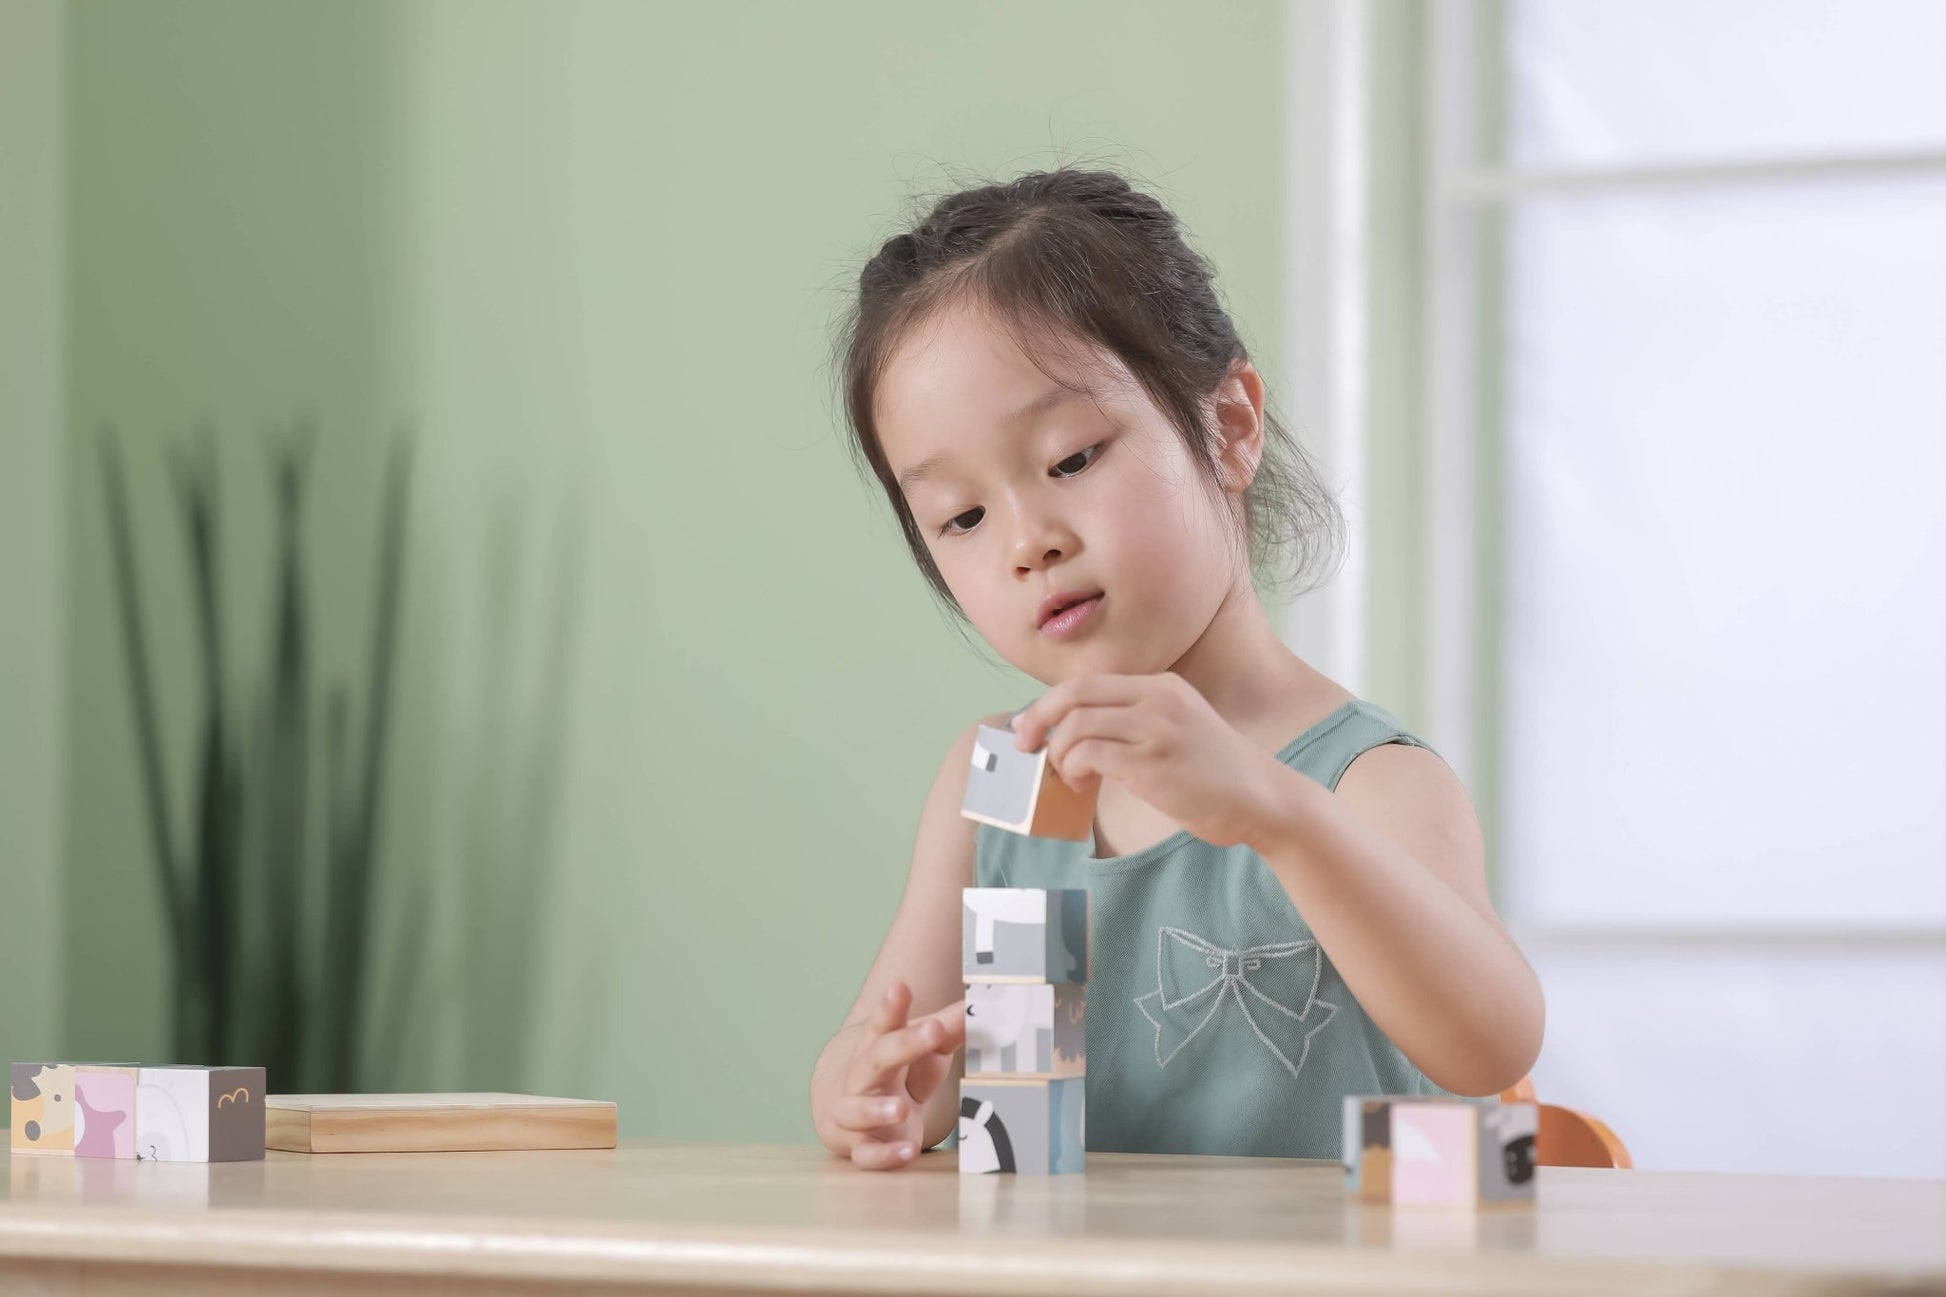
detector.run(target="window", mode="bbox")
[1428,0,1946,1177]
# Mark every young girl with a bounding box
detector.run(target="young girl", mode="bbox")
[809,169,1543,1171]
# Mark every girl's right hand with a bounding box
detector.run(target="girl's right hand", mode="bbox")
[835,979,966,1170]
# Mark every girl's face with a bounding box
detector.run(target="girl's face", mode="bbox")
[873,299,1255,686]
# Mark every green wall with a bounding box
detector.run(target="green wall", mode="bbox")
[48,0,1290,1140]
[0,0,67,1065]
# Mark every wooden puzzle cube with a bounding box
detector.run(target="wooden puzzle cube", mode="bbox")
[1344,1096,1538,1208]
[961,724,1098,840]
[964,983,1086,1078]
[10,1063,77,1155]
[1342,1094,1396,1202]
[136,1066,267,1162]
[958,1077,1085,1175]
[73,1065,139,1159]
[961,888,1089,985]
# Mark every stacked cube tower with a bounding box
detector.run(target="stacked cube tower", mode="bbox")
[957,888,1089,1175]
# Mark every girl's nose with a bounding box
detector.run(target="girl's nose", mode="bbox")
[1010,514,1079,573]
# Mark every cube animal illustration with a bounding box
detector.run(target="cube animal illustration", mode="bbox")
[1388,1100,1538,1208]
[136,1066,267,1162]
[10,1063,77,1155]
[1342,1094,1395,1202]
[964,983,1086,1078]
[961,724,1097,841]
[73,1065,139,1160]
[958,1077,1085,1175]
[962,888,1089,985]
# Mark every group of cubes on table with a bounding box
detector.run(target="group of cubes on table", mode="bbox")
[11,1063,266,1162]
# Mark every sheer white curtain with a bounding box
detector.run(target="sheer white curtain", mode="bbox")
[1494,0,1946,1178]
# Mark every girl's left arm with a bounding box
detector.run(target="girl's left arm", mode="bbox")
[1256,742,1543,1096]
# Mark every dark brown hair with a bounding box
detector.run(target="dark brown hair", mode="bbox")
[838,168,1342,615]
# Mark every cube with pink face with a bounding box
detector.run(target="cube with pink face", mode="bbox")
[1390,1100,1538,1208]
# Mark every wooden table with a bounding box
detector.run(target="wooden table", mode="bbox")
[4,1140,1943,1295]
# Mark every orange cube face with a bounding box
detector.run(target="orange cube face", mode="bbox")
[11,1063,77,1155]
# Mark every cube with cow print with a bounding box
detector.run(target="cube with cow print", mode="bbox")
[959,888,1089,1175]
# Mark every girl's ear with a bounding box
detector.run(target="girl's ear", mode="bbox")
[1212,362,1267,495]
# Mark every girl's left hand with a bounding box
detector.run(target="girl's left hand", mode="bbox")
[1009,673,1291,849]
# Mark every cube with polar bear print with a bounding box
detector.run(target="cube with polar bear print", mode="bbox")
[135,1066,267,1162]
[964,983,1086,1078]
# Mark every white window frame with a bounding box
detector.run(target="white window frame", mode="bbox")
[1422,0,1946,952]
[1281,0,1370,694]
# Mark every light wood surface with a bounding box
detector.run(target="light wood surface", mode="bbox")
[3,1140,1942,1296]
[265,1093,618,1154]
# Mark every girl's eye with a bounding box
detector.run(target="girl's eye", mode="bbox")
[1051,445,1100,478]
[941,506,985,536]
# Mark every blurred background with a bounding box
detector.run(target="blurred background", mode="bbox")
[2,0,1940,1180]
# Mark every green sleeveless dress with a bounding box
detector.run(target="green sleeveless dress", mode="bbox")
[973,699,1448,1160]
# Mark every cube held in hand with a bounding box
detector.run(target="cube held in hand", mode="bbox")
[961,724,1097,841]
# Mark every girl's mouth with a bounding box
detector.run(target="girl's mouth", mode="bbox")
[1039,593,1104,640]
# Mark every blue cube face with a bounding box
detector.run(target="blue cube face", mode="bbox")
[961,888,1089,984]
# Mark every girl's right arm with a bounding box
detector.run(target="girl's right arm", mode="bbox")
[809,715,1008,1169]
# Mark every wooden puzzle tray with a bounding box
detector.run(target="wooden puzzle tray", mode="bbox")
[265,1092,618,1154]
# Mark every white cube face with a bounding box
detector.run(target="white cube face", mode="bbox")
[136,1070,210,1162]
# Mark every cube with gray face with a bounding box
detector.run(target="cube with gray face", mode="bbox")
[1478,1101,1538,1202]
[958,1077,1085,1175]
[962,888,1089,984]
[135,1066,267,1162]
[964,983,1086,1077]
[961,725,1095,840]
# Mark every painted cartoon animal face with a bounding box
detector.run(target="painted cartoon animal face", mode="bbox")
[11,1065,75,1147]
[1504,1133,1536,1184]
[964,889,1048,965]
[964,985,1032,1053]
[957,1097,1014,1175]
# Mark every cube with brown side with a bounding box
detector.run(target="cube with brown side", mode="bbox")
[135,1066,267,1162]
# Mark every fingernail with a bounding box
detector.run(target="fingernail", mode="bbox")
[876,1099,899,1121]
[896,1143,915,1161]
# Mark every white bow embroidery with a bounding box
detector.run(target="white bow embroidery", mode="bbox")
[1133,926,1338,1078]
